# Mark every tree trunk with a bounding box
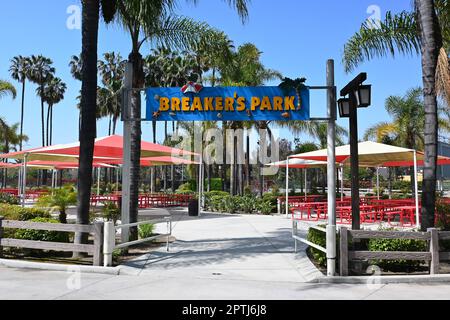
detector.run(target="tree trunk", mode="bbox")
[19,80,26,151]
[40,91,45,147]
[46,104,51,146]
[245,133,250,188]
[128,50,144,241]
[221,121,227,192]
[75,0,99,250]
[416,0,443,231]
[50,105,54,145]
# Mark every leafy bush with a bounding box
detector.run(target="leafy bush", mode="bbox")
[223,196,240,214]
[239,196,256,214]
[204,191,229,211]
[14,217,69,243]
[138,223,155,239]
[436,199,450,230]
[176,183,195,193]
[208,178,223,191]
[0,204,50,221]
[367,228,427,272]
[257,200,274,215]
[102,201,120,224]
[0,193,19,205]
[307,226,327,267]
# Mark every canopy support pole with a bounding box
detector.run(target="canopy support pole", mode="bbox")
[304,168,307,202]
[414,151,420,229]
[376,167,380,200]
[340,164,344,202]
[21,154,28,207]
[285,156,290,218]
[97,167,101,196]
[198,150,203,217]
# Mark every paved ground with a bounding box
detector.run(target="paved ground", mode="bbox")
[1,210,450,300]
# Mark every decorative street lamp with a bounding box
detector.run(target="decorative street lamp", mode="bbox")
[338,98,351,118]
[339,73,372,230]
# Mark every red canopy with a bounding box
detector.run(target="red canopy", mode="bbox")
[0,135,198,162]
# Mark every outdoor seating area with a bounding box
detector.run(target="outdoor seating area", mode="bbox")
[289,197,430,227]
[89,193,195,208]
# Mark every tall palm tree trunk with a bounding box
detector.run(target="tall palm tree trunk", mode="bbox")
[416,0,442,231]
[46,104,51,146]
[19,80,25,151]
[50,105,54,145]
[75,0,99,249]
[128,49,145,241]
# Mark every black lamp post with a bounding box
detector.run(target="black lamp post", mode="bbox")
[338,73,372,230]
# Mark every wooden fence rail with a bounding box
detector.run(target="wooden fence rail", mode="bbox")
[339,227,450,276]
[0,216,103,266]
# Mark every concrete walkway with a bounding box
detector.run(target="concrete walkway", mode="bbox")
[2,210,450,299]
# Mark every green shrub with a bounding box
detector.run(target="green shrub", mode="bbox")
[0,204,50,221]
[204,191,229,211]
[102,201,120,224]
[307,226,327,267]
[138,223,155,239]
[436,199,450,230]
[14,217,70,243]
[223,196,240,214]
[0,193,19,205]
[207,178,223,191]
[239,196,256,214]
[176,182,195,193]
[257,200,274,215]
[367,228,427,272]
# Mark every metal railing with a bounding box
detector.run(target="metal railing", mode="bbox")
[103,217,172,267]
[292,220,327,254]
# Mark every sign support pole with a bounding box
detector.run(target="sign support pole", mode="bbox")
[121,62,133,244]
[326,59,337,277]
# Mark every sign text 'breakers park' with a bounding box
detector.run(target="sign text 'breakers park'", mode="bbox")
[146,83,310,122]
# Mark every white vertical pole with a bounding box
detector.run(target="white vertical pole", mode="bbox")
[121,62,133,243]
[376,167,380,200]
[414,151,420,229]
[304,168,307,202]
[326,59,337,277]
[116,166,119,193]
[198,151,203,217]
[97,167,101,196]
[22,154,28,207]
[285,157,290,218]
[340,165,344,202]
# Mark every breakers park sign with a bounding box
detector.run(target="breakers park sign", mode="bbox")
[146,82,310,122]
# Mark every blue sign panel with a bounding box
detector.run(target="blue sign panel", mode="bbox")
[145,85,310,122]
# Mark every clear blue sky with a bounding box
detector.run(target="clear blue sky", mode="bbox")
[0,0,421,150]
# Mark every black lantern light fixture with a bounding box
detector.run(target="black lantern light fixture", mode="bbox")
[338,98,351,118]
[354,85,372,108]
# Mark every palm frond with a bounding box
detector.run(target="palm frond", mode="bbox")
[0,80,17,99]
[343,11,420,73]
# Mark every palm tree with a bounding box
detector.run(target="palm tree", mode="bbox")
[98,52,126,135]
[343,0,448,230]
[9,56,31,151]
[28,55,55,147]
[0,121,28,187]
[416,0,444,230]
[36,185,77,224]
[76,0,249,243]
[343,1,449,105]
[37,77,67,146]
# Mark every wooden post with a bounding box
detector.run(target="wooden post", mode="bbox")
[0,216,4,258]
[93,222,104,267]
[339,227,348,276]
[428,228,439,275]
